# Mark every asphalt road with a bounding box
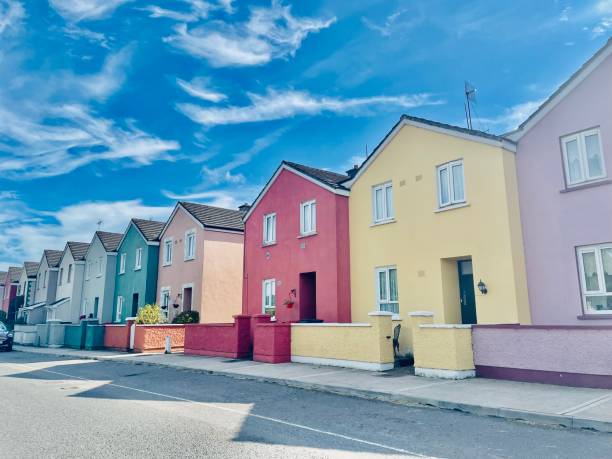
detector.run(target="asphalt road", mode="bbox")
[1,351,611,458]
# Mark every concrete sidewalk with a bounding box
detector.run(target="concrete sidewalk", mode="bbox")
[13,345,612,434]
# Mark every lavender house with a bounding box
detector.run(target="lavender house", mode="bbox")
[508,39,612,324]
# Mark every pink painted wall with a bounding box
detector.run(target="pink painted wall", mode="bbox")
[243,168,351,323]
[473,325,612,376]
[516,50,612,324]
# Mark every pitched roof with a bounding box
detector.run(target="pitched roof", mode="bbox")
[132,218,166,241]
[400,114,509,143]
[0,271,6,285]
[507,37,612,141]
[95,231,124,252]
[8,266,22,283]
[67,241,90,261]
[179,202,244,232]
[24,262,39,277]
[44,249,63,268]
[282,161,350,190]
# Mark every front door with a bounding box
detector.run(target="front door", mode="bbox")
[93,297,99,320]
[183,287,192,312]
[458,260,477,324]
[299,272,317,321]
[131,293,139,317]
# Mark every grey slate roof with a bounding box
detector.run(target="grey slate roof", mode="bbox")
[67,241,90,261]
[400,114,511,143]
[96,231,124,252]
[24,262,39,278]
[283,161,350,190]
[44,249,63,268]
[0,271,6,285]
[179,202,244,232]
[8,266,22,283]
[132,218,166,242]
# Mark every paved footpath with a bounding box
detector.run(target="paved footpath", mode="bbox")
[13,345,612,434]
[2,350,612,458]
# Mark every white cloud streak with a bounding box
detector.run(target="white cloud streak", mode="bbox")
[177,77,227,102]
[177,88,444,127]
[475,99,544,133]
[0,0,24,36]
[163,1,335,67]
[49,0,132,22]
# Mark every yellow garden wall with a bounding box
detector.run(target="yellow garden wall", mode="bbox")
[348,121,531,355]
[291,311,395,371]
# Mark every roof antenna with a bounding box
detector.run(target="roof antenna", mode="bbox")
[365,144,368,156]
[464,81,477,130]
[97,220,103,230]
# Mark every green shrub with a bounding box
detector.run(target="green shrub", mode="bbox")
[172,310,199,324]
[135,304,166,325]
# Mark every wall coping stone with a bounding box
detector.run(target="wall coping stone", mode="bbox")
[408,311,434,317]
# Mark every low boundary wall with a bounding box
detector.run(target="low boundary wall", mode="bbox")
[254,322,291,364]
[134,324,185,353]
[13,325,38,345]
[184,315,251,358]
[104,320,135,351]
[473,324,612,389]
[290,312,394,371]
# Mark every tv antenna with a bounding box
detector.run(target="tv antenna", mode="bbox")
[97,220,103,230]
[464,81,477,130]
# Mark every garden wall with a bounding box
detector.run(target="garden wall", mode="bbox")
[184,315,251,358]
[133,324,185,353]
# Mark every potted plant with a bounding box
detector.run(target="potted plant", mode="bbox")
[283,289,297,309]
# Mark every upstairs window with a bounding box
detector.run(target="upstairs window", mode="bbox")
[43,270,47,288]
[578,244,612,314]
[263,213,276,245]
[437,160,465,208]
[58,268,64,286]
[67,264,72,283]
[300,200,316,236]
[184,230,196,260]
[135,248,142,270]
[163,238,173,266]
[97,257,103,276]
[376,266,399,314]
[562,129,606,186]
[262,279,276,317]
[119,253,126,274]
[372,182,394,223]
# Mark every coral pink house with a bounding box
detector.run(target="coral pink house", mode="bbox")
[243,161,352,323]
[157,202,245,323]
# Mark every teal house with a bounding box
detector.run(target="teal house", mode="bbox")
[112,218,165,323]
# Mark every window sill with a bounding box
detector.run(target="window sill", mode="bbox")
[577,314,612,320]
[162,263,172,267]
[183,257,195,262]
[434,202,470,213]
[262,241,277,247]
[370,219,396,227]
[134,267,142,272]
[560,178,611,194]
[297,232,317,239]
[119,272,125,276]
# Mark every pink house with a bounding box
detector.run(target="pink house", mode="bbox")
[157,202,245,323]
[2,267,23,321]
[242,161,352,323]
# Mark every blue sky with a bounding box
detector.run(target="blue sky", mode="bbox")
[0,0,610,270]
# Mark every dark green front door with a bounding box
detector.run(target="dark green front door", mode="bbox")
[458,260,477,325]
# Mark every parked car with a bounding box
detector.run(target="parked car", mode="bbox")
[0,322,13,351]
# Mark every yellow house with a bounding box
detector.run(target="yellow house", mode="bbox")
[345,115,531,354]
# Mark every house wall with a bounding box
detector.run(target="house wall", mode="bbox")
[243,168,351,323]
[201,229,243,323]
[349,123,531,354]
[34,256,58,306]
[1,273,17,313]
[113,224,159,323]
[17,270,36,307]
[81,236,117,324]
[516,52,612,325]
[157,207,205,322]
[55,250,85,323]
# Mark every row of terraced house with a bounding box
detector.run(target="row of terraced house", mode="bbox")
[3,39,611,388]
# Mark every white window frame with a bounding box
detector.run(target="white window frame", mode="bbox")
[67,264,72,283]
[300,200,317,236]
[43,270,47,288]
[184,229,196,261]
[577,243,612,315]
[263,213,277,245]
[97,257,103,277]
[58,268,63,286]
[375,266,399,315]
[135,248,142,270]
[437,159,466,208]
[163,238,173,266]
[262,279,276,317]
[562,128,607,187]
[116,296,124,322]
[372,181,394,224]
[119,253,126,274]
[86,262,91,281]
[160,287,171,318]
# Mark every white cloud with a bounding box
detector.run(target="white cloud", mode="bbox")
[62,23,109,47]
[592,17,612,37]
[217,0,234,14]
[177,77,226,102]
[161,188,258,209]
[0,199,172,270]
[49,0,132,22]
[362,8,422,37]
[177,88,444,127]
[476,99,544,133]
[163,1,335,67]
[0,0,24,36]
[559,6,572,22]
[143,1,212,22]
[596,0,612,14]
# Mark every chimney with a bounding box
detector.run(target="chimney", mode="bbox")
[238,203,251,214]
[345,164,359,179]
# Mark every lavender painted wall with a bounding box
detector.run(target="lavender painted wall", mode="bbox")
[473,325,612,377]
[516,50,612,325]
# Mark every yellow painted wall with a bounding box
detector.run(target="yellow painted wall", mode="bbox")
[349,122,531,354]
[201,230,244,323]
[291,312,394,365]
